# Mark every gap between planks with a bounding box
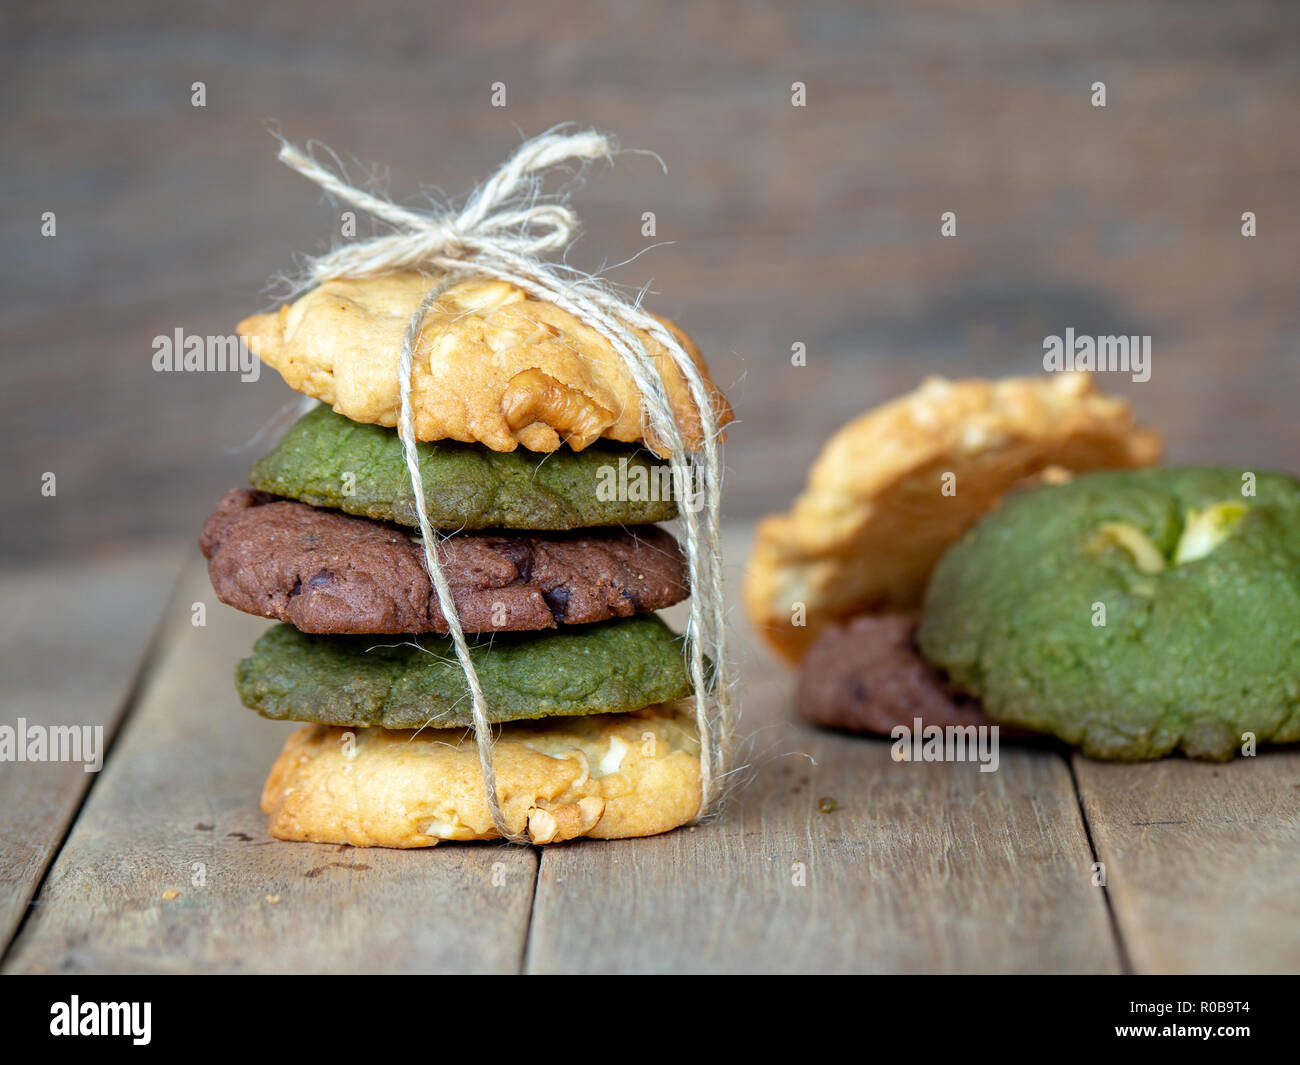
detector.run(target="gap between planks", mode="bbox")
[6,556,537,974]
[1074,750,1300,974]
[0,550,184,962]
[521,527,1121,974]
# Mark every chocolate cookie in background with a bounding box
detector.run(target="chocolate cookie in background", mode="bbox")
[795,613,1039,741]
[796,614,995,734]
[201,267,733,848]
[747,373,1162,742]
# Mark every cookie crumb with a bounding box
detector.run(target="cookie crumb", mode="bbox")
[817,797,839,814]
[162,889,180,901]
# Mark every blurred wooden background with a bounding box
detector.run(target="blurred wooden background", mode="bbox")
[3,0,1298,563]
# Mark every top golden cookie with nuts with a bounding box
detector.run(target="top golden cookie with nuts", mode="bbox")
[745,373,1162,664]
[238,271,733,454]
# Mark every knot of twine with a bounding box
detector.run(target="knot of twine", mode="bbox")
[276,126,733,842]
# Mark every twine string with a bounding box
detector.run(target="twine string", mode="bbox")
[432,248,728,800]
[394,273,520,839]
[275,127,732,838]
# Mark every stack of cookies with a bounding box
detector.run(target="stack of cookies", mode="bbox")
[202,272,732,847]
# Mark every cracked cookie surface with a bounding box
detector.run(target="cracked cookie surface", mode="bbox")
[250,406,679,531]
[236,614,694,729]
[261,702,702,847]
[201,488,687,634]
[746,373,1161,663]
[918,467,1300,760]
[238,272,733,454]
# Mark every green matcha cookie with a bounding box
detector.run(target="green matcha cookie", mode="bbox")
[237,615,694,730]
[251,406,679,531]
[917,467,1300,761]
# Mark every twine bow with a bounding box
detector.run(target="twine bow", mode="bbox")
[278,129,609,284]
[275,126,733,842]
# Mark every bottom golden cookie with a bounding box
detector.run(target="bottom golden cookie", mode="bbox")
[260,703,702,847]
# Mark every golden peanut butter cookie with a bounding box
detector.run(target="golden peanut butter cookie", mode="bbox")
[238,271,733,454]
[745,373,1161,663]
[261,702,702,847]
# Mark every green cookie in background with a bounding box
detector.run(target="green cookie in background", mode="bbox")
[917,467,1300,761]
[251,406,679,531]
[237,614,694,730]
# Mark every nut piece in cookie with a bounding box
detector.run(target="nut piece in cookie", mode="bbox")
[237,271,733,454]
[200,488,688,634]
[260,702,702,847]
[746,373,1161,663]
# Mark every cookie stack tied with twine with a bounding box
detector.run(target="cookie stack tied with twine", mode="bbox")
[201,129,735,847]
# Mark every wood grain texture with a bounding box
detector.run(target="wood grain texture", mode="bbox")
[0,554,179,955]
[5,0,1297,970]
[1074,752,1300,974]
[5,558,537,974]
[6,531,1298,974]
[524,529,1121,973]
[3,1,1298,563]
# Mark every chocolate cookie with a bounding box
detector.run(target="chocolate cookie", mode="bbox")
[236,615,694,730]
[250,406,679,531]
[201,489,688,634]
[797,613,1007,735]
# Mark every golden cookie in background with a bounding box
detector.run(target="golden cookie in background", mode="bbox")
[261,702,702,847]
[238,271,733,455]
[745,373,1161,663]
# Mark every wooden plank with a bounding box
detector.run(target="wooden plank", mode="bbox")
[5,557,537,974]
[0,553,179,955]
[525,529,1121,974]
[5,3,1300,560]
[1074,753,1300,974]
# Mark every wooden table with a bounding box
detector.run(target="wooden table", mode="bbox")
[3,528,1296,975]
[4,0,1298,976]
